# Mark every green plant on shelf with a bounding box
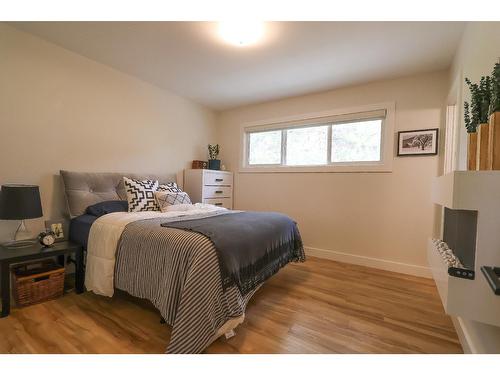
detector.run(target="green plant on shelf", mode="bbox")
[490,62,500,115]
[464,101,475,133]
[479,76,492,123]
[465,75,491,130]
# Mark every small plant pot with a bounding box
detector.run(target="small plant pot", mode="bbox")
[476,123,490,170]
[487,112,500,170]
[208,159,221,170]
[468,132,477,171]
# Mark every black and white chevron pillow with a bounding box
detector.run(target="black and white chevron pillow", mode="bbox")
[157,182,183,193]
[155,191,192,212]
[123,177,160,212]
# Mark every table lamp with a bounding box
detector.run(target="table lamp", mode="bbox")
[0,184,43,247]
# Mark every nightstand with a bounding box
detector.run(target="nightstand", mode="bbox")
[0,241,84,318]
[183,169,233,209]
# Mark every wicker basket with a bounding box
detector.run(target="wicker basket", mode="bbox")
[12,260,65,307]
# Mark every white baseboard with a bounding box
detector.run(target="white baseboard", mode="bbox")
[451,316,500,354]
[451,317,473,353]
[305,246,432,278]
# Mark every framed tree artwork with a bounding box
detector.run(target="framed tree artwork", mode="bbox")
[397,128,439,156]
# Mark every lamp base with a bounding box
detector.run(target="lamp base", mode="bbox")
[15,220,34,241]
[1,220,38,248]
[2,239,38,249]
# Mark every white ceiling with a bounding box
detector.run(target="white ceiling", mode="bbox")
[11,22,465,110]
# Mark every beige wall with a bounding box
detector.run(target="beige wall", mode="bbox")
[449,22,500,170]
[445,21,500,354]
[217,71,449,273]
[0,23,216,241]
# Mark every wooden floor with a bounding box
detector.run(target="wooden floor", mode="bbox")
[0,257,462,354]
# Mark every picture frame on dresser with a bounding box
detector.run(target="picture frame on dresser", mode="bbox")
[183,169,233,209]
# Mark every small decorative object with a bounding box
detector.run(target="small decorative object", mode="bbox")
[465,76,492,170]
[44,219,68,242]
[397,128,439,156]
[431,239,475,279]
[208,144,221,170]
[221,164,227,171]
[0,184,43,248]
[488,62,500,170]
[192,160,208,169]
[38,230,56,247]
[431,239,464,268]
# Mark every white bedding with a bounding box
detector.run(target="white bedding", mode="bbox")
[85,203,228,297]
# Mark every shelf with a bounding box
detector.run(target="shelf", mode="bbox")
[429,171,500,327]
[432,171,500,210]
[427,239,500,326]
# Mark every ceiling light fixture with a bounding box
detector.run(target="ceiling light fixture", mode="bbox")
[218,21,265,47]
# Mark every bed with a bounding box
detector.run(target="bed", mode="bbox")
[61,170,305,354]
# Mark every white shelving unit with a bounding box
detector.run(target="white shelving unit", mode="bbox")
[429,171,500,327]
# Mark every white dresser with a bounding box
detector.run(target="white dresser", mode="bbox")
[183,169,233,209]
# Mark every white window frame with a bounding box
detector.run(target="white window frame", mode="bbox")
[239,102,395,173]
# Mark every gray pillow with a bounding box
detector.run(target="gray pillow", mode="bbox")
[155,191,192,212]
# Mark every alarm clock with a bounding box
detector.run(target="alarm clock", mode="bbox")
[38,231,56,247]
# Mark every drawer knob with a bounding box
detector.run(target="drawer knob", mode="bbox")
[215,190,223,194]
[215,178,223,182]
[214,203,223,206]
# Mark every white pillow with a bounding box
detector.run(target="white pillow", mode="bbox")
[155,191,192,212]
[157,182,183,193]
[123,177,159,212]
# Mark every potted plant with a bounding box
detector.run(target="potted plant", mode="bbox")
[488,62,500,170]
[208,144,221,170]
[465,76,491,170]
[464,101,477,170]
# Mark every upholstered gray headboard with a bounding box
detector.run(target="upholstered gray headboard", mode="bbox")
[60,170,176,218]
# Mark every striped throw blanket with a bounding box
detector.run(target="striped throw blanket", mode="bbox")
[115,217,259,353]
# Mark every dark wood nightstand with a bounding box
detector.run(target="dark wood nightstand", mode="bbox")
[0,241,84,318]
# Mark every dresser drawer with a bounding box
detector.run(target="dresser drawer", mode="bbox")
[203,171,232,186]
[203,186,232,198]
[203,197,232,209]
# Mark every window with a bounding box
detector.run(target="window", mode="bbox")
[242,106,393,172]
[248,130,281,165]
[331,120,382,163]
[286,125,328,166]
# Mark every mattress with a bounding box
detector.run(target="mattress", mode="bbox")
[69,214,98,249]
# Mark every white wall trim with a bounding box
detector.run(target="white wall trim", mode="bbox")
[451,316,500,354]
[451,317,473,354]
[305,246,432,278]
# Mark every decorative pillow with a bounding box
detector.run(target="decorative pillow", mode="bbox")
[157,182,183,193]
[86,200,128,217]
[155,191,192,212]
[123,177,159,212]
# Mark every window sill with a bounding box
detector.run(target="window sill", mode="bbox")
[238,163,393,173]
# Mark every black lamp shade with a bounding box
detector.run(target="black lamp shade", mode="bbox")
[0,184,43,220]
